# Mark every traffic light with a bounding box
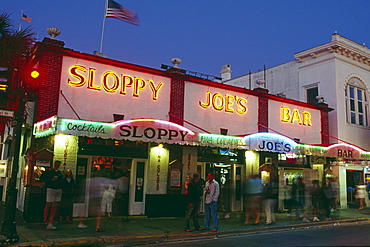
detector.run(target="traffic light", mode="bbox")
[0,67,12,93]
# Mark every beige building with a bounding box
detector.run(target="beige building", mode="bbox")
[225,33,370,208]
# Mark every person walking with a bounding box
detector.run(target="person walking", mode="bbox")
[115,170,129,216]
[292,177,305,220]
[263,180,278,225]
[244,175,263,225]
[355,182,367,210]
[40,160,64,230]
[59,169,75,224]
[310,180,321,222]
[204,173,220,232]
[184,173,203,232]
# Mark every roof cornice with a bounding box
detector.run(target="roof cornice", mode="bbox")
[294,34,370,66]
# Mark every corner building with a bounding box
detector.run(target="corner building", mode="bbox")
[225,33,370,209]
[22,37,335,220]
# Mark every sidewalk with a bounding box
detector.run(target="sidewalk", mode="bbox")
[1,204,370,247]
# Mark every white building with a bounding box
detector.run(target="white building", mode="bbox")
[225,33,370,208]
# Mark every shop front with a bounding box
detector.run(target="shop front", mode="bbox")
[28,117,198,218]
[17,37,344,221]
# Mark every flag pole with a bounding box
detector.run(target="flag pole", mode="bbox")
[100,0,108,53]
[18,10,23,32]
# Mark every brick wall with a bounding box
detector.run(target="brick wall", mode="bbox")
[35,38,65,122]
[258,97,269,132]
[169,69,185,125]
[321,111,330,144]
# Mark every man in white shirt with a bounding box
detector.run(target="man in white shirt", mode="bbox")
[203,173,220,232]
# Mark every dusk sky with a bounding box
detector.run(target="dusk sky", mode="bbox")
[2,0,370,78]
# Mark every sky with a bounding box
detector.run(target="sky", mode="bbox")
[2,0,370,79]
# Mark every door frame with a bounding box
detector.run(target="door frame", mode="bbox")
[129,158,148,215]
[73,155,92,217]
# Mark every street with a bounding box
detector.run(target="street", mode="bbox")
[141,221,370,247]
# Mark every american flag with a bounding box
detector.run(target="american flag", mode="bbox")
[105,0,140,26]
[21,13,32,23]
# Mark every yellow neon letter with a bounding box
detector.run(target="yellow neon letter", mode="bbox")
[291,109,302,124]
[68,65,86,87]
[133,78,146,97]
[148,80,164,100]
[212,93,224,111]
[302,111,312,126]
[87,68,100,91]
[102,71,119,93]
[281,107,290,122]
[236,97,248,114]
[199,91,211,108]
[120,75,134,95]
[225,95,235,113]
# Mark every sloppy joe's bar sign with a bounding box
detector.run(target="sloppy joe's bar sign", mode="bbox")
[244,132,298,153]
[55,118,196,145]
[67,65,164,100]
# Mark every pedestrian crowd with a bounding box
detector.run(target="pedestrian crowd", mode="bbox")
[40,161,367,233]
[182,172,367,232]
[40,160,129,231]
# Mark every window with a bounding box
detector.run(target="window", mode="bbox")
[306,86,319,104]
[345,78,369,126]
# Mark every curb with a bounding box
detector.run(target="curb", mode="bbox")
[13,218,370,247]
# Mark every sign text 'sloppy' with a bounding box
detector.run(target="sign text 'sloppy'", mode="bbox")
[67,65,164,100]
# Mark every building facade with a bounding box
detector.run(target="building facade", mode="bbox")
[3,35,369,221]
[225,33,370,208]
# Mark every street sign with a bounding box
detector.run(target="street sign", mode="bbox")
[0,109,14,118]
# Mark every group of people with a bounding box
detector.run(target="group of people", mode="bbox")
[184,173,220,232]
[41,161,129,231]
[41,161,86,230]
[185,173,369,231]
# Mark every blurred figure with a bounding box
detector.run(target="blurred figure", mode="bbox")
[90,166,113,232]
[184,174,192,194]
[115,170,129,216]
[322,182,335,220]
[355,182,367,210]
[292,177,305,220]
[184,173,203,232]
[263,180,278,225]
[204,173,220,232]
[197,173,205,217]
[244,174,263,225]
[101,178,116,218]
[328,177,339,210]
[59,169,75,224]
[310,180,321,221]
[40,161,64,230]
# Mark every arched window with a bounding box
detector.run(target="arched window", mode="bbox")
[345,78,369,126]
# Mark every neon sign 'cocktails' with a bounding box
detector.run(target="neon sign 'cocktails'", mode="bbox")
[67,65,164,100]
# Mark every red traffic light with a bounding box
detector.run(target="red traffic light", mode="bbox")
[30,70,39,79]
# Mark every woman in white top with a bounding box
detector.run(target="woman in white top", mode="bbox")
[356,182,367,210]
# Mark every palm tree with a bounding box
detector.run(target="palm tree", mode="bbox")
[0,12,36,126]
[0,12,35,66]
[0,12,36,243]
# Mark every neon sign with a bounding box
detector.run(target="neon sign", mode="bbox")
[67,65,164,100]
[115,118,195,142]
[244,132,298,153]
[199,91,248,114]
[198,133,245,149]
[327,143,363,159]
[33,116,57,137]
[281,107,312,126]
